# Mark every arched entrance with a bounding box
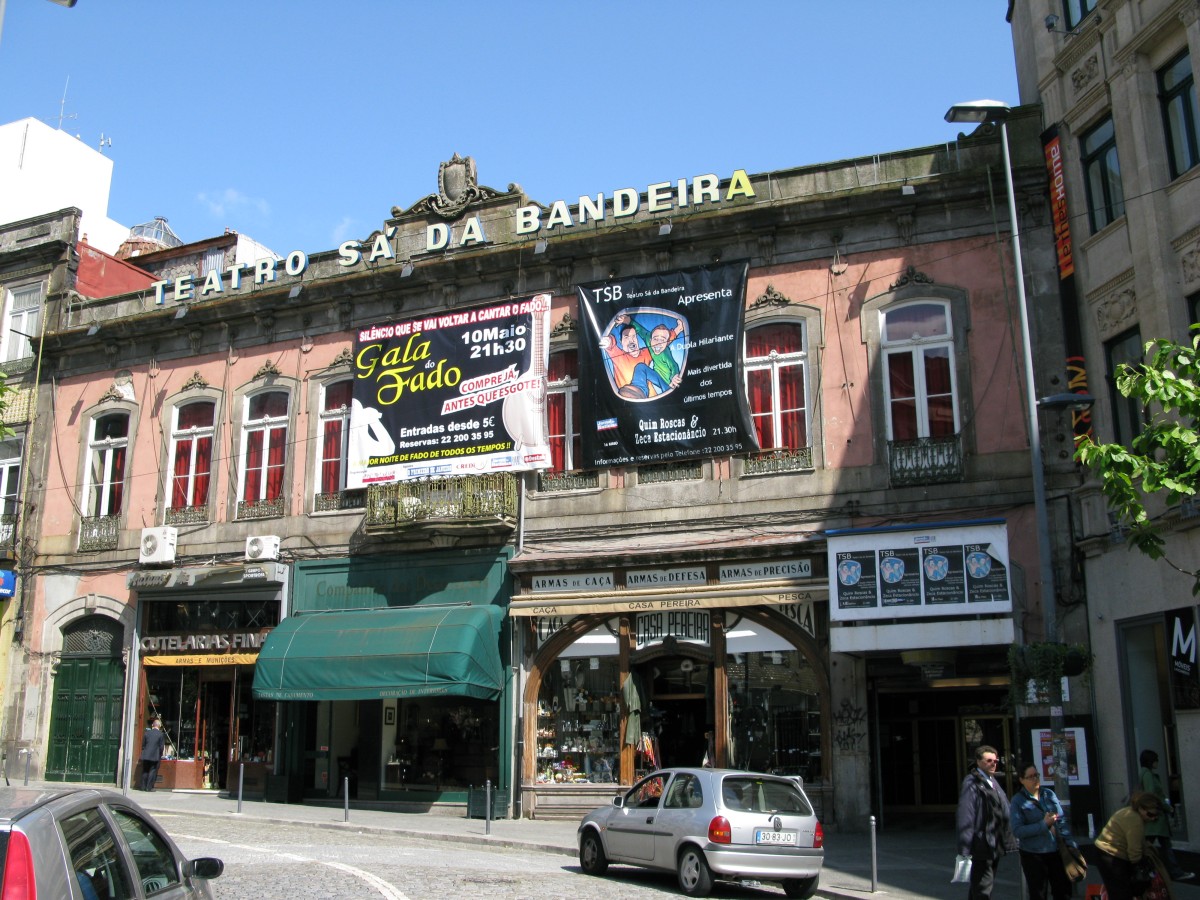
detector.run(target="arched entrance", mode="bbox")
[45,615,126,782]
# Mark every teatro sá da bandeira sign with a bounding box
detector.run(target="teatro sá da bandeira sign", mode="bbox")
[148,168,754,306]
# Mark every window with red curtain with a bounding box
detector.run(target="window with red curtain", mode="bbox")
[319,381,352,496]
[882,303,958,440]
[547,351,580,472]
[241,391,289,503]
[86,412,129,516]
[170,401,215,510]
[744,323,807,450]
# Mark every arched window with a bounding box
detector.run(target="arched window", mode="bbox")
[547,351,580,472]
[84,412,129,517]
[745,322,808,451]
[317,380,352,501]
[239,391,288,513]
[881,302,958,440]
[169,401,215,519]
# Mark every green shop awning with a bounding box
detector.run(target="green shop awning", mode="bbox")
[252,605,504,702]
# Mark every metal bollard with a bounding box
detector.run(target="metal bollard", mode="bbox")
[23,749,30,786]
[344,777,350,822]
[870,815,878,893]
[485,779,492,835]
[237,763,244,814]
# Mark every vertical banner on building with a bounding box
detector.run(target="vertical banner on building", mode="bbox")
[576,261,758,467]
[346,294,552,485]
[1042,124,1092,442]
[1166,606,1200,710]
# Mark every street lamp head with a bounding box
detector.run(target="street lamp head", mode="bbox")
[1038,392,1096,412]
[945,100,1013,125]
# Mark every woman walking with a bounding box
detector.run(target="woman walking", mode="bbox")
[1139,750,1194,882]
[1094,792,1166,900]
[1010,763,1077,900]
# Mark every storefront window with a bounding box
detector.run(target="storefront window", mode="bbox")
[381,698,498,790]
[145,668,199,758]
[535,656,622,784]
[726,616,822,780]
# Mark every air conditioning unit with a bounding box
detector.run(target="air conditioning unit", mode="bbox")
[245,535,281,562]
[139,526,177,565]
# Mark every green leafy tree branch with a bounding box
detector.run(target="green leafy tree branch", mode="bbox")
[1075,330,1200,592]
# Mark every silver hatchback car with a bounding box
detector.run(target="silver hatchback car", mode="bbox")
[0,786,223,899]
[578,767,824,898]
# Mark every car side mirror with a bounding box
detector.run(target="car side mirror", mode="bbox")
[611,795,625,809]
[184,857,224,880]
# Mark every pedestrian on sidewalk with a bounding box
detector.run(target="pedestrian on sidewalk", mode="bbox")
[1094,791,1167,900]
[1010,762,1075,900]
[956,744,1017,900]
[139,718,165,792]
[1139,750,1195,883]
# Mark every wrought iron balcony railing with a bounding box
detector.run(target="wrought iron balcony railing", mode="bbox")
[365,474,517,532]
[314,489,367,513]
[164,504,209,527]
[236,495,287,521]
[887,434,964,487]
[79,515,121,552]
[638,460,703,484]
[742,446,814,476]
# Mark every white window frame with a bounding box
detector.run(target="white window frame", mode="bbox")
[547,353,580,472]
[3,284,41,363]
[743,322,809,451]
[315,379,352,502]
[83,412,129,517]
[238,390,289,503]
[168,400,216,510]
[880,301,960,440]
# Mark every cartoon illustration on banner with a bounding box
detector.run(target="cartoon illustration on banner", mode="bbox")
[347,293,552,485]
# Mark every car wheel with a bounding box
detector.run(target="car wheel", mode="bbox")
[579,830,608,876]
[677,846,714,897]
[783,876,818,899]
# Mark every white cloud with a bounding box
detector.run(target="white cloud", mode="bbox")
[196,188,271,219]
[329,216,358,247]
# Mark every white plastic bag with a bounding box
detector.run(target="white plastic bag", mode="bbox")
[952,855,973,883]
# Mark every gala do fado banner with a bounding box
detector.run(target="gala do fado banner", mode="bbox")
[577,261,758,467]
[347,293,552,485]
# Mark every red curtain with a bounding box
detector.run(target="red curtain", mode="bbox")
[547,393,566,472]
[924,348,955,437]
[109,446,126,515]
[171,439,191,509]
[266,426,286,500]
[747,368,775,448]
[887,351,918,440]
[194,436,211,505]
[244,431,263,501]
[321,420,343,493]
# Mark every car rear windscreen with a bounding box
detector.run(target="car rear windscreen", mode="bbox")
[720,777,813,815]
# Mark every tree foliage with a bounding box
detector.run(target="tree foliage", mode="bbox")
[1076,330,1200,591]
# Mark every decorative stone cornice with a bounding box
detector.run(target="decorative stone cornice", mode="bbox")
[1084,267,1135,305]
[1071,54,1101,94]
[890,266,933,290]
[255,359,282,380]
[750,285,792,310]
[182,371,209,391]
[396,153,516,220]
[1182,238,1200,288]
[329,347,354,368]
[551,312,577,338]
[1095,286,1138,339]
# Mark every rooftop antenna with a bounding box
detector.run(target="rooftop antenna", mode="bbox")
[55,76,77,130]
[98,133,112,153]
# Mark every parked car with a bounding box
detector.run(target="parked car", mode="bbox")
[578,767,823,898]
[0,786,224,899]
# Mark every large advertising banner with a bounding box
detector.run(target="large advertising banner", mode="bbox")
[576,261,758,467]
[346,293,552,486]
[826,520,1012,621]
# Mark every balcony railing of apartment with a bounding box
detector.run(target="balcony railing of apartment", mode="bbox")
[365,473,517,532]
[887,434,964,487]
[79,515,121,552]
[164,505,209,527]
[638,460,703,484]
[314,489,367,513]
[236,496,288,521]
[536,470,601,493]
[742,446,814,476]
[0,513,16,555]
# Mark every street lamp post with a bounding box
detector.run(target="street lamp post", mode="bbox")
[945,100,1076,824]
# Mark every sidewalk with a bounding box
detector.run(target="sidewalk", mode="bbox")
[30,782,1200,900]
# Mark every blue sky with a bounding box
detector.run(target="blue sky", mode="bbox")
[1,2,1020,257]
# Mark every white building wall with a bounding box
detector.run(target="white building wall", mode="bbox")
[0,117,128,253]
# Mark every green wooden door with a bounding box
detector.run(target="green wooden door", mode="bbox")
[45,617,126,783]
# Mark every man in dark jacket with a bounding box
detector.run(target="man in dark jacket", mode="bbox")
[956,744,1017,900]
[139,718,166,791]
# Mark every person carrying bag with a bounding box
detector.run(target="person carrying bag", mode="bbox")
[1095,792,1174,900]
[1010,762,1080,900]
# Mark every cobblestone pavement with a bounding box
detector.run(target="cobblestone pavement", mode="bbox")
[161,810,794,900]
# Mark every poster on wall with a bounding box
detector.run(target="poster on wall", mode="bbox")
[346,294,552,485]
[827,520,1012,621]
[576,261,758,467]
[1032,726,1090,786]
[1166,606,1200,710]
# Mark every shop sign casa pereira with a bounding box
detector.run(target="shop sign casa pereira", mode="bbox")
[149,168,753,306]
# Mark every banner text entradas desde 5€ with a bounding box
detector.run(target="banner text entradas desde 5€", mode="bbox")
[577,261,757,467]
[348,294,552,485]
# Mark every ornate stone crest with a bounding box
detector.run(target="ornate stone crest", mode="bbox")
[397,153,513,219]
